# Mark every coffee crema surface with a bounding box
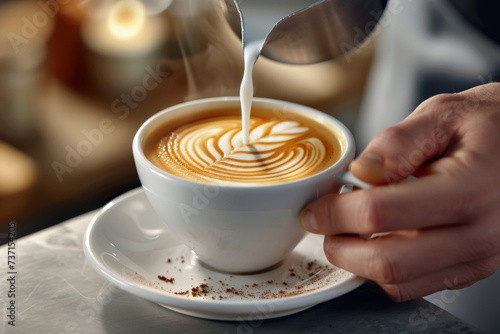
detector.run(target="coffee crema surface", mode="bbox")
[145,106,343,185]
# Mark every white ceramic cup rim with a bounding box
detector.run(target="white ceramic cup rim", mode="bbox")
[132,96,356,190]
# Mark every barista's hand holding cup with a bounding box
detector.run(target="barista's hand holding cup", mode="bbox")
[133,97,367,273]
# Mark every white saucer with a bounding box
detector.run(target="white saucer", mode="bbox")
[83,188,365,321]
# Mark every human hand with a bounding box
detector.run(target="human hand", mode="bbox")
[300,83,500,301]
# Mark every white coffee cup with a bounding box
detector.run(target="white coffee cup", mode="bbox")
[133,96,367,273]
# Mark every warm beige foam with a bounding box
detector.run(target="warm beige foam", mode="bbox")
[145,106,343,185]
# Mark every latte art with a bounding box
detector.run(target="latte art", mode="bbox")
[146,109,342,185]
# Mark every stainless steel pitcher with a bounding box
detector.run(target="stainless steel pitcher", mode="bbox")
[222,0,388,64]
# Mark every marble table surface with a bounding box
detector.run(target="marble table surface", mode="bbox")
[0,211,482,333]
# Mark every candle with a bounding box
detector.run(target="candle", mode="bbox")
[80,0,169,96]
[82,0,167,57]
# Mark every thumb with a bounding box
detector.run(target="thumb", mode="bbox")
[351,104,452,185]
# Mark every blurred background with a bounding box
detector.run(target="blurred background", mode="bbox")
[0,0,373,241]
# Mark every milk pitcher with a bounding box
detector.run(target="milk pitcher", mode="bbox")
[222,0,388,64]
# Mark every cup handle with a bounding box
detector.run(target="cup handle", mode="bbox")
[336,171,394,239]
[336,171,372,189]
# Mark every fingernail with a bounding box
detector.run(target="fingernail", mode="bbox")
[358,152,384,166]
[300,209,319,233]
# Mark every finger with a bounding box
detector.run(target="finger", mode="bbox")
[322,220,500,285]
[300,156,498,236]
[378,254,500,302]
[350,93,462,185]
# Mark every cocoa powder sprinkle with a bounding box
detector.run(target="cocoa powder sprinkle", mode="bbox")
[134,255,342,301]
[158,275,174,284]
[191,283,209,297]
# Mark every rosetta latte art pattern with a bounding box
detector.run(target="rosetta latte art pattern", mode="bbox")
[154,116,330,185]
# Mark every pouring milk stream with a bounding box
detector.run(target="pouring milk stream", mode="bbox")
[238,0,317,145]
